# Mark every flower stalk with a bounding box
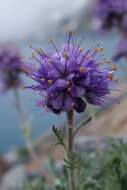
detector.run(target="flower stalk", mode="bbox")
[67,110,76,190]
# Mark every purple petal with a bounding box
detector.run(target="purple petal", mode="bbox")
[47,70,60,78]
[74,98,86,113]
[70,86,85,97]
[66,73,75,80]
[63,95,74,110]
[85,92,101,105]
[56,79,67,88]
[52,94,64,110]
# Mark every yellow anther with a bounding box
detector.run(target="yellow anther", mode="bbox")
[79,66,85,73]
[20,58,25,62]
[41,78,45,81]
[80,48,84,52]
[36,48,42,54]
[111,64,117,71]
[47,79,53,85]
[86,55,92,60]
[95,47,104,53]
[68,31,74,35]
[66,81,70,86]
[71,102,75,106]
[67,87,71,92]
[32,52,37,58]
[108,74,114,80]
[63,53,69,59]
[100,47,104,52]
[106,60,112,64]
[48,59,52,64]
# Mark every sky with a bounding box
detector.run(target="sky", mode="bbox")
[0,0,91,42]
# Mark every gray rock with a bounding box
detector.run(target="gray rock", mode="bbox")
[3,151,18,164]
[75,136,107,153]
[1,164,26,190]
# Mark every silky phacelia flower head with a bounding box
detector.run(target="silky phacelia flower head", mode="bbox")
[25,32,117,114]
[0,45,23,92]
[96,0,127,32]
[113,37,127,61]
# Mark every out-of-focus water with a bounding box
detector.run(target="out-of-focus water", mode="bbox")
[0,31,124,153]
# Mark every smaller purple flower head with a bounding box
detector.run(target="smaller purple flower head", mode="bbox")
[0,45,23,92]
[96,0,127,32]
[120,14,127,35]
[113,37,127,62]
[25,32,117,114]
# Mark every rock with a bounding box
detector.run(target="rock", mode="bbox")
[75,136,107,153]
[0,156,9,178]
[1,164,26,190]
[3,151,18,165]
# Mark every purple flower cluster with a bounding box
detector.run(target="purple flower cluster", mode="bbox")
[0,45,23,92]
[113,37,127,61]
[26,32,116,114]
[96,0,127,32]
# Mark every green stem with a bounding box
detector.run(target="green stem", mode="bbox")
[67,110,76,190]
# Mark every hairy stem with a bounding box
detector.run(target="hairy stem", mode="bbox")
[67,110,76,190]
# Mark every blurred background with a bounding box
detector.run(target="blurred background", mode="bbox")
[0,0,95,154]
[0,0,91,152]
[0,0,127,189]
[0,0,122,153]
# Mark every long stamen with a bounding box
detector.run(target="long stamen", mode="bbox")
[51,59,64,75]
[67,31,73,45]
[30,45,49,64]
[66,31,74,52]
[70,32,75,47]
[27,74,45,83]
[32,52,42,64]
[94,54,105,62]
[80,49,91,63]
[30,45,47,57]
[49,39,60,58]
[64,54,69,74]
[81,45,102,63]
[75,48,84,59]
[75,36,85,57]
